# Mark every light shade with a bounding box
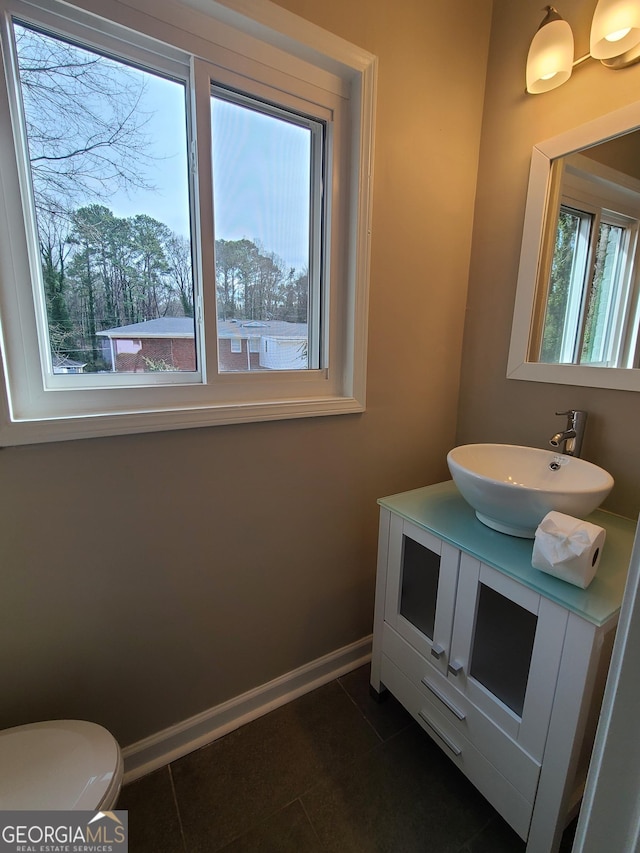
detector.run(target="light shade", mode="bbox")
[526,7,574,94]
[590,0,640,60]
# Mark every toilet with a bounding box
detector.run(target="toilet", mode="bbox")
[0,720,123,810]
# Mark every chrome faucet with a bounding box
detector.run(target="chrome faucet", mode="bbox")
[549,410,587,457]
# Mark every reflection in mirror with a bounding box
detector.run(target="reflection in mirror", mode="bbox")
[507,101,640,391]
[534,139,640,369]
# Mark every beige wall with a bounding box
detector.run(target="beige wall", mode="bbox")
[459,0,640,520]
[0,0,492,746]
[581,131,640,179]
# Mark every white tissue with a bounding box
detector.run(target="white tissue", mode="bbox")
[532,510,606,589]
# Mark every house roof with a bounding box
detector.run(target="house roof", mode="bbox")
[97,317,308,339]
[219,319,307,338]
[97,317,195,338]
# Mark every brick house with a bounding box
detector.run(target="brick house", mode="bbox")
[97,318,197,372]
[97,317,308,372]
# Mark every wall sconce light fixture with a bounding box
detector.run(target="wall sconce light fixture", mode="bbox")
[526,1,640,94]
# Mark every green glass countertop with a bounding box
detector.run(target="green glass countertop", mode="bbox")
[378,480,637,627]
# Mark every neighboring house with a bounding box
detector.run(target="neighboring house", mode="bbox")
[52,356,86,374]
[97,317,197,372]
[96,317,308,372]
[220,319,308,371]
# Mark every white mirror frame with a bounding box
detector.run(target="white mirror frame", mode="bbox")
[507,101,640,392]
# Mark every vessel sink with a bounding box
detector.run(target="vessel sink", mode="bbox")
[447,443,614,538]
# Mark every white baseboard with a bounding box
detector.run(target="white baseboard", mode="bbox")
[122,635,372,784]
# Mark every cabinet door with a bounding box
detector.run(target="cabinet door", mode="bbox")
[384,515,460,676]
[449,554,568,759]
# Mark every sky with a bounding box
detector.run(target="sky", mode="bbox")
[102,65,312,272]
[17,22,312,272]
[211,95,311,272]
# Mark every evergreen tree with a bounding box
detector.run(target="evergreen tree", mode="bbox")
[540,209,580,363]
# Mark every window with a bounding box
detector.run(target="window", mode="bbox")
[13,21,196,377]
[537,158,640,370]
[0,0,375,444]
[211,89,321,373]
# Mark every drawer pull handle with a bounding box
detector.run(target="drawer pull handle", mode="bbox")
[448,660,463,677]
[418,710,462,756]
[420,677,466,721]
[430,643,445,660]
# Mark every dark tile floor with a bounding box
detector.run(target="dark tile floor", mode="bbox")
[118,664,577,852]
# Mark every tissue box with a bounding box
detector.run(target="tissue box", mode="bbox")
[532,511,606,589]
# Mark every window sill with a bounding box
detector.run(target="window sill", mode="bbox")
[0,393,365,445]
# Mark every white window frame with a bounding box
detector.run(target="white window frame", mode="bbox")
[549,204,593,364]
[583,210,637,367]
[207,79,325,373]
[0,0,376,445]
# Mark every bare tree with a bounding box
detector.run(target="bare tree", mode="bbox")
[12,21,183,368]
[164,233,194,317]
[14,22,155,222]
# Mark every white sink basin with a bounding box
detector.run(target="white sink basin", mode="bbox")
[447,443,614,538]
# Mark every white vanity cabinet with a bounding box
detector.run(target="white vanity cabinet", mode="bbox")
[370,481,636,853]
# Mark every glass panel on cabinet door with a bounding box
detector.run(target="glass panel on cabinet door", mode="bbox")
[469,583,537,717]
[399,535,439,641]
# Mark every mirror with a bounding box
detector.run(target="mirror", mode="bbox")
[508,101,640,391]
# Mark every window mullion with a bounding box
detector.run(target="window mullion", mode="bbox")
[557,209,590,363]
[599,222,626,365]
[191,57,219,382]
[573,210,600,362]
[307,117,324,370]
[619,229,640,367]
[603,220,636,366]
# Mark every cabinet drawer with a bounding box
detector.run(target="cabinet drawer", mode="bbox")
[382,622,541,802]
[380,655,532,841]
